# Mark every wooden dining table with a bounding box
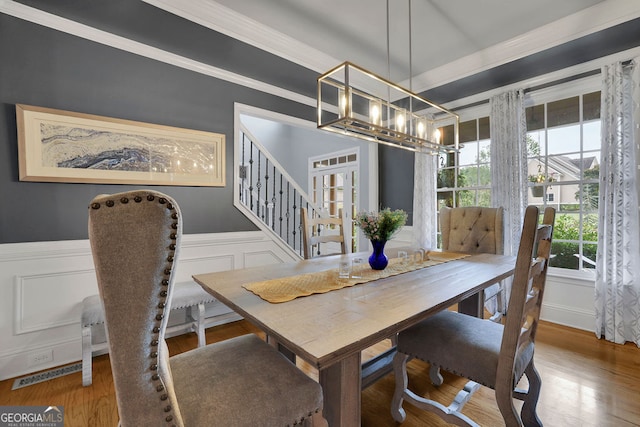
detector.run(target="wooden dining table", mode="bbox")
[193,249,516,427]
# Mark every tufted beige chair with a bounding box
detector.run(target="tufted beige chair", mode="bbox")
[89,190,327,427]
[440,206,505,321]
[391,206,555,426]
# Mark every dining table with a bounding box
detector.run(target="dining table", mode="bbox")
[193,248,516,427]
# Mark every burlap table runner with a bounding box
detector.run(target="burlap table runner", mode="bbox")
[243,251,470,303]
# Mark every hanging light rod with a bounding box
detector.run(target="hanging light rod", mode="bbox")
[317,0,458,154]
[317,61,459,153]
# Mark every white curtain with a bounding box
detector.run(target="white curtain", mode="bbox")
[412,148,438,250]
[595,59,640,347]
[490,89,528,257]
[489,90,528,313]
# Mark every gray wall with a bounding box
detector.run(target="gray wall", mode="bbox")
[2,1,639,243]
[0,13,316,243]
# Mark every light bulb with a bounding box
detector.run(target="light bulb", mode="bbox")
[396,111,405,133]
[417,119,426,139]
[338,88,350,118]
[370,102,380,125]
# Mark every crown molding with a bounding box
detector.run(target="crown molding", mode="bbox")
[142,0,339,73]
[141,0,640,93]
[0,0,316,108]
[411,0,640,92]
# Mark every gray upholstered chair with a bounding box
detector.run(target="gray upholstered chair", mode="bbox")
[81,281,222,386]
[301,207,347,259]
[89,190,327,426]
[440,206,505,321]
[391,206,555,426]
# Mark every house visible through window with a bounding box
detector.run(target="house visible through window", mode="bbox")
[436,86,600,272]
[526,91,600,270]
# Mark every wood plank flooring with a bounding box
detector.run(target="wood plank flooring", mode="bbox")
[1,320,638,426]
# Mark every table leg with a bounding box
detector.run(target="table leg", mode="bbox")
[319,352,362,427]
[457,290,484,318]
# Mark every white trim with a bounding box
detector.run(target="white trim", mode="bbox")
[0,0,316,108]
[142,0,338,74]
[411,0,640,92]
[446,46,640,113]
[143,0,640,93]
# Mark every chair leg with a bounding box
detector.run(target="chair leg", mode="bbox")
[81,324,92,387]
[195,303,206,348]
[520,360,543,427]
[391,351,410,423]
[495,382,523,427]
[429,364,444,386]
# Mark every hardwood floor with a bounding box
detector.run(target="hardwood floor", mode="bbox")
[1,320,638,426]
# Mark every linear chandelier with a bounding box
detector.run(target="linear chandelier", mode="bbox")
[316,1,459,154]
[317,62,458,153]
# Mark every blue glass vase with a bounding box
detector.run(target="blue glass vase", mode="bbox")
[368,239,388,270]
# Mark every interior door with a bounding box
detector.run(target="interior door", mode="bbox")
[309,149,359,252]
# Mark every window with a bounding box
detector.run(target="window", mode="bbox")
[437,117,492,210]
[435,83,600,272]
[526,91,600,271]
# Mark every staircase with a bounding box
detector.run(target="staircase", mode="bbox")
[235,126,323,258]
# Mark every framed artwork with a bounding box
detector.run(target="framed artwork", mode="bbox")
[16,104,225,186]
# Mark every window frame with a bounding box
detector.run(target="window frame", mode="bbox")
[438,76,601,280]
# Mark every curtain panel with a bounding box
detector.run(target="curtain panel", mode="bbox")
[595,59,640,347]
[488,90,527,313]
[412,149,438,250]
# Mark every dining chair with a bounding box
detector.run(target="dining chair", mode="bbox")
[89,189,327,426]
[301,207,347,259]
[440,206,505,321]
[391,205,555,426]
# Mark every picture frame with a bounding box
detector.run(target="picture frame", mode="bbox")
[16,104,225,187]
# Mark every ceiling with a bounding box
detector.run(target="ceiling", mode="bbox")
[201,0,610,88]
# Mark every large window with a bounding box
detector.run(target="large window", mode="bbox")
[436,84,601,272]
[526,91,600,271]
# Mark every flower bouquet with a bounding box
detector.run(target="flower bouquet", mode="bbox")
[355,208,407,270]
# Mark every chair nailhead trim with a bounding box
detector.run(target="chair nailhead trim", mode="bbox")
[89,191,181,424]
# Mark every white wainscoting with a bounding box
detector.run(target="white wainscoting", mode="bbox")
[0,231,299,381]
[0,227,596,381]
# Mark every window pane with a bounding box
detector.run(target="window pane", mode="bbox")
[440,124,456,147]
[478,139,491,163]
[583,121,601,153]
[477,189,491,207]
[458,190,476,207]
[548,96,579,127]
[527,131,546,157]
[478,117,490,140]
[459,120,477,143]
[583,91,601,120]
[478,164,491,186]
[550,241,579,270]
[437,168,456,188]
[459,141,478,166]
[548,124,580,154]
[526,105,545,131]
[579,183,599,212]
[582,243,598,269]
[459,165,477,186]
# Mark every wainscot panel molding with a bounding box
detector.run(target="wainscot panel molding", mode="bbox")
[0,231,298,381]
